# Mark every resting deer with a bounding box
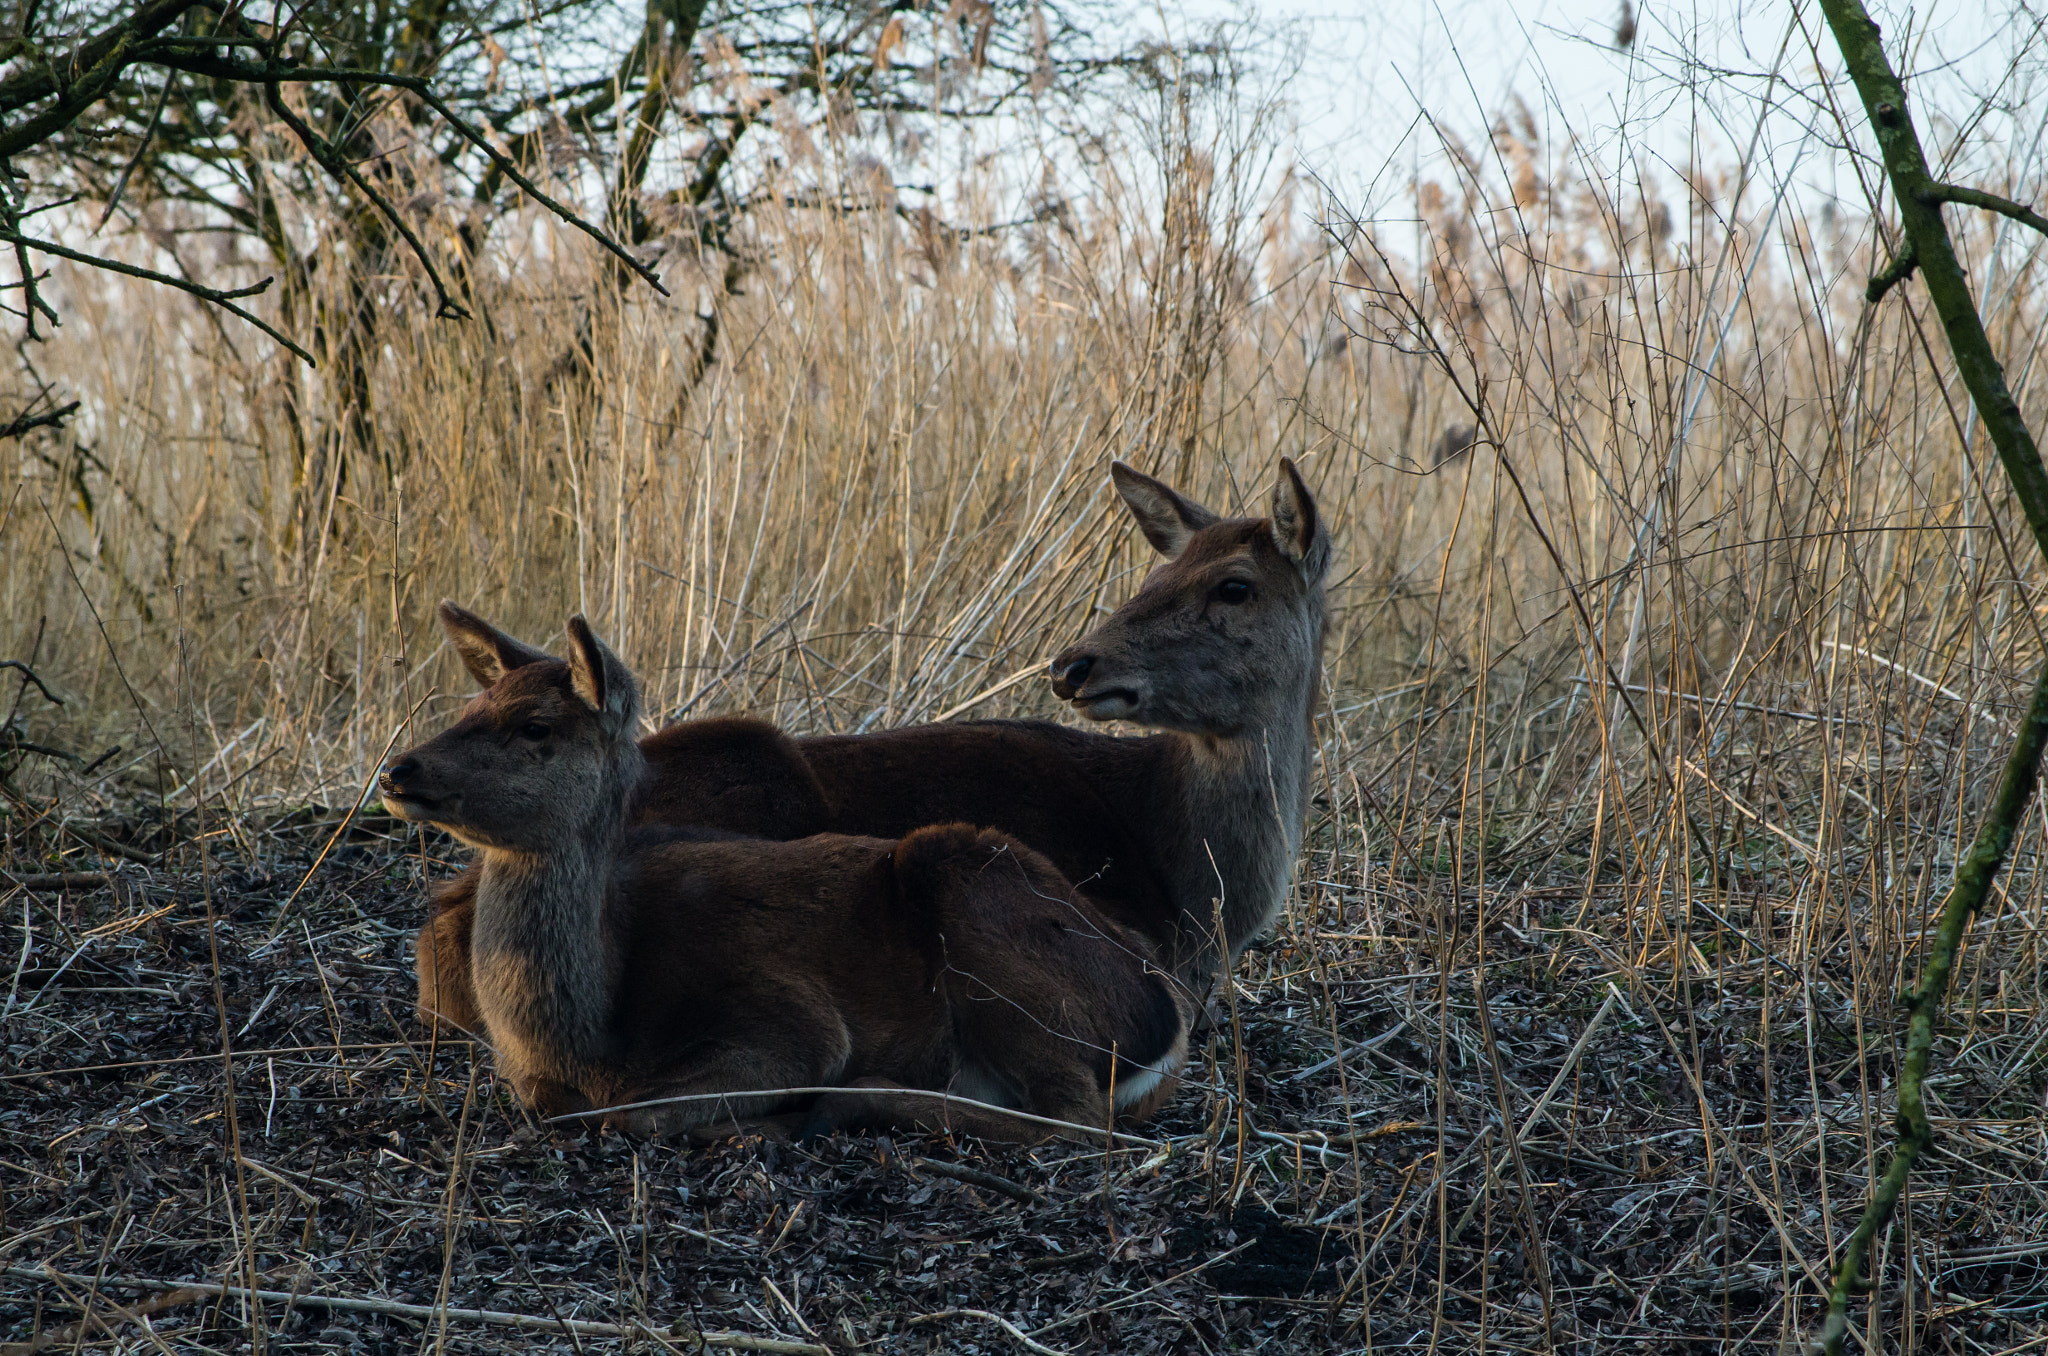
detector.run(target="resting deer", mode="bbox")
[383,606,1185,1140]
[417,458,1329,1031]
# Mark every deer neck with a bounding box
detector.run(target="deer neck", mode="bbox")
[469,750,644,1080]
[1154,645,1320,984]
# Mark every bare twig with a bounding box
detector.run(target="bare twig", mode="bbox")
[93,70,172,234]
[1472,972,1555,1349]
[905,1309,1070,1356]
[138,52,669,299]
[545,1086,1167,1149]
[259,81,469,321]
[0,229,313,365]
[0,871,110,892]
[2,1267,828,1355]
[0,401,76,440]
[909,1157,1045,1205]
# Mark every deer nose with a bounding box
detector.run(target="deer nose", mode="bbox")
[383,755,420,789]
[1049,654,1093,700]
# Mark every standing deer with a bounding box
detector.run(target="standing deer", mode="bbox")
[383,607,1185,1140]
[417,458,1329,1034]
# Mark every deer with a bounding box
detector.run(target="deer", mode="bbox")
[382,605,1186,1141]
[415,458,1329,1041]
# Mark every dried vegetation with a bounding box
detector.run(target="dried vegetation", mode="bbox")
[6,54,2048,1356]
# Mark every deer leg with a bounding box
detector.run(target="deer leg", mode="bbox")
[602,1022,853,1139]
[683,1110,816,1147]
[802,1076,1102,1145]
[518,1076,597,1128]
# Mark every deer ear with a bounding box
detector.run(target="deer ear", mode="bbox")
[1270,459,1330,583]
[564,615,640,732]
[1110,462,1221,559]
[438,601,553,688]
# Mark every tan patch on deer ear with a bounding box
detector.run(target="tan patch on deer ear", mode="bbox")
[1111,461,1221,559]
[439,600,552,688]
[565,616,607,713]
[564,616,639,725]
[1269,459,1331,581]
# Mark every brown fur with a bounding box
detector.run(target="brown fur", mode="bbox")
[414,712,826,1034]
[417,460,1328,1027]
[386,607,1184,1141]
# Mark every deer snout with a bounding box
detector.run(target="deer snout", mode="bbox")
[379,754,442,819]
[1050,646,1144,721]
[1048,653,1092,700]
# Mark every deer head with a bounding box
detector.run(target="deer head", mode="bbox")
[381,603,644,853]
[1049,460,1330,735]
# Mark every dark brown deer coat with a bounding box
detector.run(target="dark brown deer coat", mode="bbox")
[386,610,1183,1140]
[418,460,1329,1040]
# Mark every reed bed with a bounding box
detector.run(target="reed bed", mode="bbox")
[5,74,2048,1353]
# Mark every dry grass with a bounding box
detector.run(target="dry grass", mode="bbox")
[6,59,2048,1354]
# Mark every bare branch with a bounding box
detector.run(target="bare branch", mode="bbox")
[1920,182,2048,240]
[1816,4,2048,1353]
[0,399,78,439]
[0,660,63,705]
[0,229,315,366]
[145,51,670,297]
[94,69,174,234]
[1865,238,1917,303]
[259,80,470,320]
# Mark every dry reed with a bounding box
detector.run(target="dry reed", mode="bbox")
[5,57,2048,1354]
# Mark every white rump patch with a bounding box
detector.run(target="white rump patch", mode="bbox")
[1112,1041,1184,1110]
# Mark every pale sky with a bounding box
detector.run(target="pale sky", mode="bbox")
[1166,0,2045,222]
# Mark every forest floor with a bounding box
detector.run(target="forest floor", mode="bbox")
[3,813,2046,1355]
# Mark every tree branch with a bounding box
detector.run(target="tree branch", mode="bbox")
[1920,182,2048,241]
[0,660,64,705]
[0,228,315,365]
[612,0,713,255]
[259,80,470,320]
[0,0,198,118]
[143,51,669,297]
[1815,2,2048,1352]
[1865,238,1916,304]
[0,399,79,439]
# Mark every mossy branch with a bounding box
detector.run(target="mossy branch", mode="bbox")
[1816,1,2048,1351]
[1920,183,2048,240]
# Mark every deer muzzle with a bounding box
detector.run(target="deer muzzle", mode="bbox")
[379,754,446,820]
[1047,653,1092,700]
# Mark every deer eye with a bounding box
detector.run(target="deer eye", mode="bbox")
[1214,580,1253,604]
[518,722,551,741]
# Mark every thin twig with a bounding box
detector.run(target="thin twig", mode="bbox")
[905,1309,1070,1356]
[2,1267,828,1355]
[1472,971,1555,1350]
[908,1157,1044,1205]
[259,81,469,321]
[545,1086,1167,1149]
[0,229,313,365]
[93,70,173,234]
[137,52,669,298]
[0,401,77,440]
[266,687,435,937]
